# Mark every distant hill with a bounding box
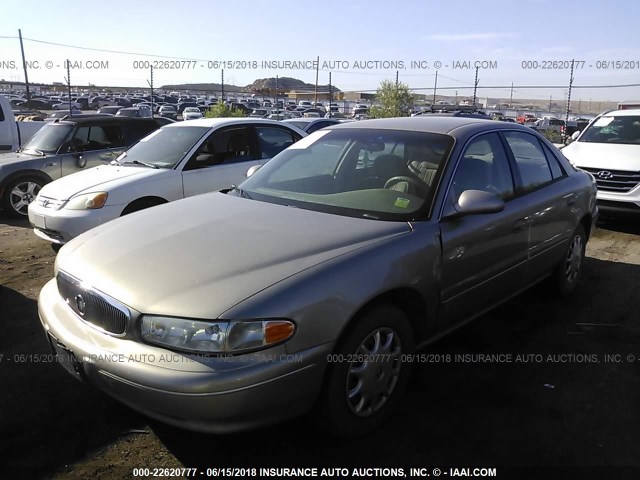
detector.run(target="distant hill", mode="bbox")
[160,77,340,94]
[247,77,340,94]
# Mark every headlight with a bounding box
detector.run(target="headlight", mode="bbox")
[140,316,295,354]
[65,192,109,210]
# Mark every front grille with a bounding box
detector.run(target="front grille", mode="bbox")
[581,167,640,193]
[56,271,130,336]
[36,195,65,209]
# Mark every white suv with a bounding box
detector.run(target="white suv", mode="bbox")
[562,109,640,215]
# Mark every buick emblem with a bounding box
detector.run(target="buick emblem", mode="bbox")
[597,170,614,180]
[75,294,86,316]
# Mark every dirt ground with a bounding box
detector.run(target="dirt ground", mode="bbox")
[0,215,639,480]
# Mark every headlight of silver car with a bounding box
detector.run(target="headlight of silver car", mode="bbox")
[65,192,109,210]
[140,316,295,354]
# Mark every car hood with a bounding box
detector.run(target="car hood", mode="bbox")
[57,193,411,319]
[0,151,42,165]
[562,142,640,170]
[38,164,163,201]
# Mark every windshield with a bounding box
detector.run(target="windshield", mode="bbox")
[240,128,453,220]
[22,124,73,154]
[117,126,209,168]
[579,115,640,145]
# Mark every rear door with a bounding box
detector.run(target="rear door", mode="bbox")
[439,132,530,324]
[501,131,576,283]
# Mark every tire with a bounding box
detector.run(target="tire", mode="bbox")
[121,198,163,216]
[313,304,414,437]
[2,176,45,218]
[552,225,586,297]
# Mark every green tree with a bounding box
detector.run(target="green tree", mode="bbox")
[204,102,245,118]
[369,79,414,118]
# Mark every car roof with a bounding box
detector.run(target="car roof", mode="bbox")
[326,116,508,135]
[51,115,160,125]
[604,109,640,117]
[164,118,297,128]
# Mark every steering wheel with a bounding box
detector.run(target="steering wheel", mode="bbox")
[384,176,428,197]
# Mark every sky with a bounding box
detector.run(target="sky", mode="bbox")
[1,0,639,103]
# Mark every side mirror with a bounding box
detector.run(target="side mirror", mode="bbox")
[443,190,505,219]
[246,164,262,177]
[571,130,581,141]
[76,154,86,168]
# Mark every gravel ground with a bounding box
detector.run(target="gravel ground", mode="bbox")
[0,214,638,480]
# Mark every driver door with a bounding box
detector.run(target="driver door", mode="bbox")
[60,124,126,175]
[181,125,261,197]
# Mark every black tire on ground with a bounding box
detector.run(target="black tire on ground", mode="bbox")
[2,176,45,218]
[121,198,163,216]
[313,304,414,438]
[552,224,586,297]
[51,243,62,253]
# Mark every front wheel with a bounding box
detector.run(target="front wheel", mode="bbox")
[314,304,414,437]
[552,225,586,297]
[2,176,45,217]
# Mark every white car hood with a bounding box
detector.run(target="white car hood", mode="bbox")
[562,141,640,171]
[56,193,411,319]
[39,164,163,201]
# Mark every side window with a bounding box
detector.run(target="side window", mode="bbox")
[451,133,514,201]
[88,125,125,149]
[124,121,158,145]
[540,142,565,179]
[255,127,299,159]
[503,131,553,192]
[306,121,331,134]
[185,126,255,170]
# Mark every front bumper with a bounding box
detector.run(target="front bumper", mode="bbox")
[38,279,330,433]
[28,202,124,244]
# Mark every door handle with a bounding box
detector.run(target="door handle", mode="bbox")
[563,193,576,206]
[513,218,529,231]
[44,162,58,167]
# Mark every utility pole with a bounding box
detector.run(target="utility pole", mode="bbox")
[221,69,225,103]
[147,66,154,115]
[549,95,552,112]
[472,66,479,107]
[18,29,31,101]
[314,56,319,105]
[455,90,458,104]
[328,72,332,119]
[64,59,72,115]
[275,75,279,109]
[509,82,514,106]
[564,59,575,142]
[432,71,438,106]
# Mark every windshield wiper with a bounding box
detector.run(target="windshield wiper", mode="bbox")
[230,184,252,199]
[128,159,158,169]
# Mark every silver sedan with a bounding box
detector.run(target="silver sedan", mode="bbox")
[38,117,598,436]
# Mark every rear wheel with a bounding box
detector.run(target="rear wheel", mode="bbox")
[2,176,44,217]
[552,225,586,297]
[314,304,414,437]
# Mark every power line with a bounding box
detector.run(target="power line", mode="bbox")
[0,35,206,61]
